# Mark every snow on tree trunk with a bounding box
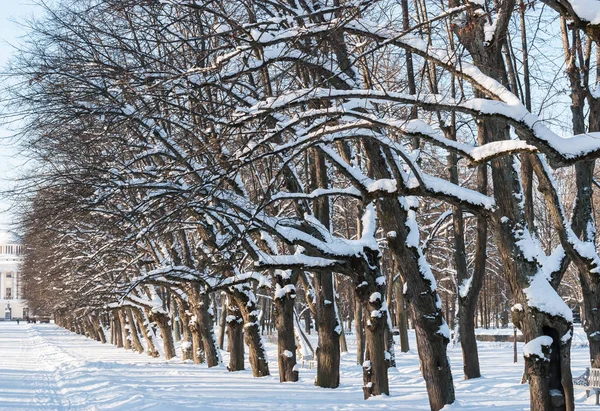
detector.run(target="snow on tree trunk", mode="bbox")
[126,308,144,354]
[229,285,270,377]
[131,308,159,358]
[226,298,244,372]
[112,312,124,348]
[356,279,390,398]
[273,270,299,382]
[455,8,574,408]
[91,315,106,344]
[189,288,220,367]
[148,308,176,360]
[361,136,454,409]
[118,310,132,351]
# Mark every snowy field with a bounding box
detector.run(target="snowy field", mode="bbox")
[0,322,598,410]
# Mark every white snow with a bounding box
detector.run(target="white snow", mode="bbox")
[369,292,382,303]
[567,0,600,24]
[2,322,600,410]
[523,273,574,322]
[523,336,553,361]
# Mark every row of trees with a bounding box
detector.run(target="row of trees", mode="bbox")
[9,0,600,410]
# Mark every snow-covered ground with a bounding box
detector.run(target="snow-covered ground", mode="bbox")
[0,322,597,410]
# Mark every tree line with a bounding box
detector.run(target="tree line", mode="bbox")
[8,0,600,410]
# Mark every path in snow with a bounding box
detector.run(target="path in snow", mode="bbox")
[0,321,598,410]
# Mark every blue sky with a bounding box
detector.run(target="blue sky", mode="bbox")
[0,1,41,228]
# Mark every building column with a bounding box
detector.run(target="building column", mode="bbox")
[0,272,4,300]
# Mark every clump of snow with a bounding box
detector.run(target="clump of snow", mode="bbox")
[437,320,451,340]
[282,350,294,358]
[567,0,600,24]
[367,179,397,193]
[523,336,553,361]
[459,277,473,299]
[523,274,574,322]
[483,18,497,45]
[561,329,572,344]
[370,309,383,318]
[369,292,382,303]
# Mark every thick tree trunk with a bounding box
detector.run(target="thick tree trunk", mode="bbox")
[148,309,176,360]
[226,298,245,372]
[91,315,106,344]
[188,318,205,364]
[229,285,270,377]
[455,8,574,409]
[273,270,299,382]
[126,308,144,354]
[457,310,478,378]
[118,309,132,351]
[355,266,390,399]
[314,271,340,388]
[308,147,340,388]
[174,301,193,361]
[131,308,159,357]
[190,289,220,367]
[112,312,123,348]
[360,136,454,409]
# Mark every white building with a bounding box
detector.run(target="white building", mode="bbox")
[0,230,27,320]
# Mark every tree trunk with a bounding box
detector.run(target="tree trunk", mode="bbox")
[354,294,365,365]
[355,269,390,398]
[190,288,220,367]
[174,299,193,361]
[118,309,132,351]
[112,312,123,348]
[148,309,176,360]
[131,307,159,357]
[314,271,340,388]
[226,298,245,372]
[218,296,227,350]
[456,8,574,409]
[91,315,106,344]
[126,308,144,354]
[273,270,299,382]
[360,136,454,409]
[227,285,269,377]
[394,278,410,353]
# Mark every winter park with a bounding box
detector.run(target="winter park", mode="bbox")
[8,0,600,410]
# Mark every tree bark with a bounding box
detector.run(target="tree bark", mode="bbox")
[131,307,159,357]
[394,277,410,353]
[229,285,270,377]
[112,311,123,348]
[189,287,220,367]
[226,297,245,372]
[147,308,176,360]
[354,293,365,364]
[273,270,300,382]
[118,309,132,351]
[360,136,454,409]
[126,308,144,354]
[456,6,574,409]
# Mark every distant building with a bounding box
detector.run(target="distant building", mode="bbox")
[0,230,27,320]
